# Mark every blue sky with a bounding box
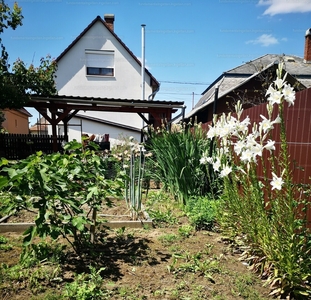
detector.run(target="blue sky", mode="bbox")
[2,0,311,125]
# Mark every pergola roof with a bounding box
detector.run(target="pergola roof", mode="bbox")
[27,94,185,151]
[29,95,185,112]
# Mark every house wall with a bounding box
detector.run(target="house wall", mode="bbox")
[1,109,29,134]
[57,116,141,147]
[56,21,153,132]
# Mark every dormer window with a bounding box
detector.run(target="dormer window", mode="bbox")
[85,50,114,77]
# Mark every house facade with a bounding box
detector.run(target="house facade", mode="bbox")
[1,108,32,134]
[29,117,49,135]
[186,29,311,128]
[54,14,160,145]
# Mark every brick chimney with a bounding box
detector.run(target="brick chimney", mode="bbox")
[104,14,115,32]
[304,28,311,63]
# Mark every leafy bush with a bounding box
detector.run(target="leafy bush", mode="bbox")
[0,140,124,255]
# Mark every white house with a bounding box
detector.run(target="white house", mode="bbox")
[53,14,160,146]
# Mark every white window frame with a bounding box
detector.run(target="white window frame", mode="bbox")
[85,50,115,77]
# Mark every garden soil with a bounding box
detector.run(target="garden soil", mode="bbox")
[0,197,273,300]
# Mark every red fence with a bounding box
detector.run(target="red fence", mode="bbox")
[0,134,67,160]
[241,88,311,185]
[202,88,311,226]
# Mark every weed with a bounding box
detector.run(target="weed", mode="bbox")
[0,235,12,251]
[178,224,194,238]
[158,233,179,246]
[232,273,266,299]
[63,265,109,300]
[184,196,220,231]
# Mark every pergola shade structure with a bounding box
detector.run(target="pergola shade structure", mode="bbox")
[28,95,185,151]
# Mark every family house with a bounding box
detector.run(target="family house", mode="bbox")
[1,108,32,134]
[53,14,160,145]
[186,29,311,128]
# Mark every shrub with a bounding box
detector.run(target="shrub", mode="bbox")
[0,140,124,255]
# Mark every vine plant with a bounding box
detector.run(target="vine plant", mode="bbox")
[0,141,124,255]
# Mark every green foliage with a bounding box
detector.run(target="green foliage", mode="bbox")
[168,250,221,282]
[0,234,12,251]
[0,262,62,294]
[147,122,217,205]
[63,265,109,300]
[145,191,180,227]
[0,110,5,129]
[211,65,311,298]
[158,233,179,246]
[232,274,266,300]
[0,140,124,255]
[0,1,57,109]
[184,196,220,231]
[20,240,66,267]
[178,224,194,238]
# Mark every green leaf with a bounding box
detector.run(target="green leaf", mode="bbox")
[87,186,98,200]
[72,216,86,231]
[22,226,37,246]
[0,176,8,189]
[0,158,9,167]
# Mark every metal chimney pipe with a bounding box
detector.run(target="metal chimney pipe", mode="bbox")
[141,24,146,100]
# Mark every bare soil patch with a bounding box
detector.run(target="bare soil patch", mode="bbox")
[0,196,273,300]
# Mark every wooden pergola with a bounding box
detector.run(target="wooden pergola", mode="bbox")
[28,95,185,151]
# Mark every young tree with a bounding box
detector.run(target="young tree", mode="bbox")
[0,1,57,109]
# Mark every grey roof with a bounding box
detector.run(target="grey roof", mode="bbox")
[30,94,184,109]
[186,54,311,119]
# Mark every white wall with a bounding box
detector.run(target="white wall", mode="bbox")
[57,116,141,148]
[56,20,154,130]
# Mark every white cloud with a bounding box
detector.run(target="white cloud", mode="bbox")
[258,0,311,16]
[246,34,279,47]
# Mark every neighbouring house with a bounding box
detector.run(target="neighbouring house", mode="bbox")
[185,28,311,128]
[29,117,49,135]
[0,108,32,134]
[53,14,160,146]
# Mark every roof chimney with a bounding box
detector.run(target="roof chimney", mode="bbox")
[304,28,311,63]
[104,14,115,32]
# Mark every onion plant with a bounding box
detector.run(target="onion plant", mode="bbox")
[123,144,147,220]
[113,136,149,220]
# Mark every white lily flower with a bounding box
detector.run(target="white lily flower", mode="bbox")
[199,156,208,165]
[267,90,282,105]
[282,83,296,107]
[250,142,264,158]
[213,158,221,172]
[207,126,217,139]
[271,172,284,190]
[274,78,285,89]
[234,140,245,155]
[240,149,255,163]
[259,115,274,133]
[220,165,232,178]
[264,139,275,153]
